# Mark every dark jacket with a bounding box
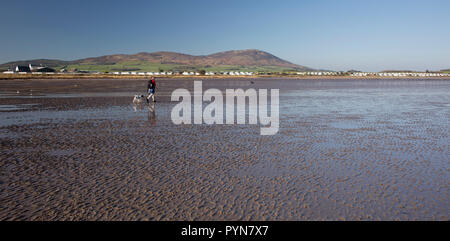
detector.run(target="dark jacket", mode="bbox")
[147,80,156,90]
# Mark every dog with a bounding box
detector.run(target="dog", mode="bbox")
[133,95,146,104]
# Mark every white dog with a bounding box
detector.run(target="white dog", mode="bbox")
[133,95,146,104]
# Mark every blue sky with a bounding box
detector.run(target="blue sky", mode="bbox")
[1,0,449,71]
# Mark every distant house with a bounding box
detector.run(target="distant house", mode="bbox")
[29,64,39,71]
[12,64,55,73]
[29,64,54,72]
[15,66,31,73]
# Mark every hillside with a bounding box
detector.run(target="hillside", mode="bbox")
[0,49,311,72]
[0,59,71,70]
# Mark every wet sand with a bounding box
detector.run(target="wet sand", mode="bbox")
[0,78,449,220]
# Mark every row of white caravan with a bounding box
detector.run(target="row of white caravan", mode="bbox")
[295,71,450,77]
[222,71,254,76]
[112,71,255,76]
[171,71,254,76]
[181,72,201,76]
[297,72,339,76]
[351,72,450,77]
[112,71,175,76]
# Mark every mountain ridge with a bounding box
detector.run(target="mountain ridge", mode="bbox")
[0,49,311,72]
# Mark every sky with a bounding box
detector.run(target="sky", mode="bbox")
[1,0,449,71]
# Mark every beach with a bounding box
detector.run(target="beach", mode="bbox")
[0,78,448,220]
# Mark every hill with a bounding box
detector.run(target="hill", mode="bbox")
[0,49,311,72]
[0,59,71,70]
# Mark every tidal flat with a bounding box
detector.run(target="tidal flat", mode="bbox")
[0,78,448,220]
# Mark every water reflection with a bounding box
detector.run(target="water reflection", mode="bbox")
[148,103,156,125]
[132,103,146,112]
[132,102,157,125]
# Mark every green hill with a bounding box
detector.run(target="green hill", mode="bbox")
[0,49,312,73]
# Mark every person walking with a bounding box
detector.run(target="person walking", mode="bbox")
[147,77,156,103]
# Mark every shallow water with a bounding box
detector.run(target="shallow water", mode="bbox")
[0,78,448,220]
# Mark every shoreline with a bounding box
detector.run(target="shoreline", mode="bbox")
[1,73,450,80]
